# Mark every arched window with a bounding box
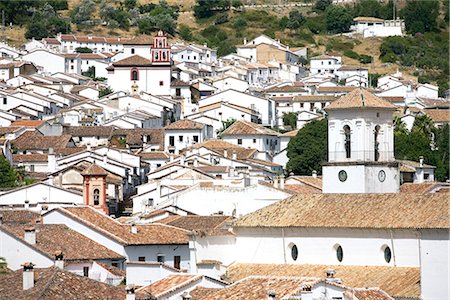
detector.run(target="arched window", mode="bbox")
[155,52,159,60]
[343,125,351,158]
[335,244,343,262]
[131,69,138,81]
[162,51,166,61]
[383,245,392,263]
[93,189,100,206]
[374,125,380,161]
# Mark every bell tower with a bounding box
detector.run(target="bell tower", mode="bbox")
[152,30,170,63]
[82,164,108,214]
[322,88,400,193]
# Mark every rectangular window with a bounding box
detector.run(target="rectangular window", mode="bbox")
[83,266,89,277]
[216,174,222,179]
[169,136,175,146]
[138,256,145,262]
[253,139,256,143]
[424,173,430,180]
[2,98,6,105]
[159,81,164,86]
[157,255,165,263]
[300,103,304,108]
[70,66,74,70]
[111,262,119,268]
[193,135,199,143]
[174,256,181,269]
[179,135,183,142]
[175,88,181,97]
[238,139,242,145]
[266,139,269,145]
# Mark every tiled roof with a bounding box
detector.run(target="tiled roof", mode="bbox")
[202,276,323,300]
[171,78,190,87]
[158,215,233,236]
[190,286,219,299]
[352,288,394,300]
[400,182,450,193]
[326,88,396,110]
[283,184,321,194]
[165,119,206,130]
[234,193,449,229]
[265,85,307,93]
[111,55,153,67]
[55,207,189,245]
[10,119,46,128]
[317,86,358,93]
[221,120,279,136]
[281,129,299,137]
[310,55,340,60]
[292,95,338,102]
[196,165,229,173]
[138,151,169,160]
[12,131,73,151]
[287,176,323,190]
[424,109,450,123]
[0,126,22,135]
[337,65,368,71]
[189,139,257,160]
[2,224,124,261]
[226,263,420,299]
[354,16,384,22]
[0,267,125,300]
[112,128,164,146]
[121,35,152,45]
[65,126,114,137]
[81,164,108,176]
[13,154,48,163]
[0,210,41,225]
[136,274,202,299]
[398,160,435,170]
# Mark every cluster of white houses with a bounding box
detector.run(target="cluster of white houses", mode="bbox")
[0,28,448,299]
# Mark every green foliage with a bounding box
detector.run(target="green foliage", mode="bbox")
[351,0,393,19]
[100,3,130,30]
[326,39,353,52]
[343,50,359,60]
[401,0,439,34]
[179,25,193,41]
[25,3,70,40]
[287,119,327,176]
[359,54,373,64]
[70,0,96,25]
[305,17,326,34]
[286,10,305,30]
[0,156,18,188]
[214,13,229,25]
[194,0,230,20]
[217,118,236,136]
[368,73,382,87]
[325,5,353,33]
[394,116,449,182]
[137,0,178,35]
[76,47,93,53]
[0,0,66,25]
[233,17,247,29]
[99,87,114,98]
[314,0,332,11]
[283,112,298,130]
[82,66,96,79]
[200,26,235,56]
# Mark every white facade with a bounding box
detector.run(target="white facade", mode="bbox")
[310,56,342,75]
[22,49,66,74]
[351,18,404,38]
[107,67,171,96]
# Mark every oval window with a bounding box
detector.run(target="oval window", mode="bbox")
[291,244,298,261]
[338,170,347,182]
[336,245,343,262]
[384,246,392,263]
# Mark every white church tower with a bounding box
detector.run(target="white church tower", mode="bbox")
[322,88,400,193]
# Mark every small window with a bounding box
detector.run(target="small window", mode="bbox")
[159,81,164,86]
[111,262,119,268]
[175,88,181,97]
[384,246,392,263]
[131,69,138,81]
[131,48,135,54]
[174,256,181,269]
[336,245,343,262]
[179,136,184,142]
[253,139,256,143]
[237,139,242,145]
[2,98,6,105]
[83,266,89,277]
[157,255,165,263]
[216,174,222,179]
[138,256,145,262]
[93,188,100,205]
[169,136,175,146]
[193,135,199,143]
[424,173,430,180]
[291,244,298,261]
[266,139,269,145]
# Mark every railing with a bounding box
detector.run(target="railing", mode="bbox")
[328,151,395,162]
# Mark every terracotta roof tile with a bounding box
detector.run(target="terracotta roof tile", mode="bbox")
[226,263,420,299]
[12,131,73,151]
[424,109,450,123]
[326,89,396,110]
[188,139,256,160]
[136,274,202,299]
[81,164,108,176]
[158,215,233,236]
[352,288,394,300]
[265,85,307,93]
[13,154,48,162]
[2,224,124,261]
[165,119,206,130]
[222,120,279,136]
[190,286,219,299]
[65,126,114,137]
[287,176,323,190]
[138,151,169,160]
[292,95,338,102]
[400,182,450,193]
[10,120,46,128]
[0,267,125,300]
[354,16,384,22]
[111,55,153,67]
[317,86,358,93]
[235,193,449,229]
[112,128,164,146]
[0,210,41,224]
[56,207,189,245]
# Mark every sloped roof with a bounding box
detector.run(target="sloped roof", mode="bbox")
[188,139,257,160]
[226,264,418,299]
[81,164,108,176]
[158,215,233,236]
[354,16,384,22]
[12,131,73,151]
[110,55,152,67]
[165,119,206,130]
[136,274,202,299]
[221,120,279,136]
[234,193,449,229]
[10,119,46,128]
[424,109,450,123]
[326,88,396,110]
[0,267,125,300]
[65,126,114,137]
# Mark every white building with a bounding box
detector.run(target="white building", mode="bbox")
[309,55,342,75]
[322,88,399,193]
[164,119,213,154]
[351,17,404,38]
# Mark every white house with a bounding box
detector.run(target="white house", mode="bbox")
[351,17,404,38]
[309,55,342,75]
[164,119,213,154]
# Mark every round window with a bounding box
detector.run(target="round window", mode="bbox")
[384,246,392,263]
[291,244,298,261]
[338,170,347,182]
[336,245,343,262]
[378,170,386,182]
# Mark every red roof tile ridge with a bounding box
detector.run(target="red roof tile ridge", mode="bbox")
[146,274,203,298]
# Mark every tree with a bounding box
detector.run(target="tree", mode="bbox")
[99,87,114,98]
[179,25,193,41]
[70,0,96,25]
[82,66,96,78]
[76,47,93,53]
[401,0,439,33]
[282,112,298,129]
[0,156,18,188]
[25,20,49,40]
[434,124,449,181]
[315,0,332,11]
[325,5,352,33]
[287,119,327,175]
[352,0,383,18]
[286,10,305,30]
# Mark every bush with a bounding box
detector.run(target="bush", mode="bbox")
[314,0,332,11]
[343,50,360,60]
[326,39,353,52]
[70,0,96,25]
[179,25,193,41]
[359,54,373,64]
[233,17,247,29]
[325,5,352,33]
[286,10,305,30]
[76,47,93,53]
[214,13,229,25]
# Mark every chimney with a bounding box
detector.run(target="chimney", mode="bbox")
[312,170,317,178]
[182,291,192,300]
[232,152,237,160]
[22,262,35,290]
[268,290,276,300]
[223,149,228,158]
[24,226,36,245]
[180,155,185,166]
[325,269,342,284]
[131,223,138,234]
[193,157,199,167]
[243,38,247,44]
[169,155,174,162]
[47,148,56,173]
[24,200,30,210]
[326,269,335,278]
[419,156,424,167]
[54,251,64,270]
[126,284,136,300]
[41,205,48,215]
[273,176,279,188]
[86,143,92,151]
[279,175,285,189]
